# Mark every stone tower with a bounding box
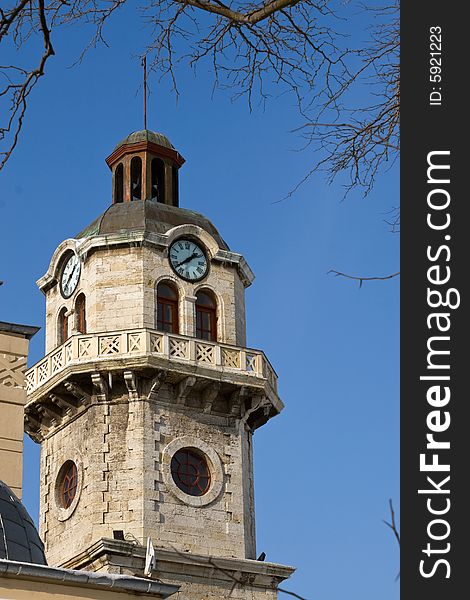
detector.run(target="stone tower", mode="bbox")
[24,130,294,598]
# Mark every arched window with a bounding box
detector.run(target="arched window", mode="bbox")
[195,290,217,341]
[172,165,179,207]
[75,293,86,334]
[151,158,165,203]
[114,163,124,203]
[157,282,179,334]
[130,156,142,200]
[58,308,68,345]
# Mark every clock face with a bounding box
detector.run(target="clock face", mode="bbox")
[169,239,208,282]
[60,253,81,298]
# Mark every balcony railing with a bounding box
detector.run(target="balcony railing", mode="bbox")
[25,328,278,395]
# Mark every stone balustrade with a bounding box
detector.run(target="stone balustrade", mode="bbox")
[25,328,278,395]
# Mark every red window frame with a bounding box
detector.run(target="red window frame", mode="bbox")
[170,448,211,496]
[76,294,86,334]
[195,291,217,341]
[60,461,78,508]
[196,305,216,341]
[157,283,179,334]
[58,309,68,345]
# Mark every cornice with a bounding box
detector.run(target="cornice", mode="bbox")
[105,141,185,169]
[38,229,254,293]
[61,538,295,586]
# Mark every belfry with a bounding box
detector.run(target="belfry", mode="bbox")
[23,129,294,598]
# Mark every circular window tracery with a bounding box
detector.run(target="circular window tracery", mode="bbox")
[58,461,78,508]
[170,448,211,496]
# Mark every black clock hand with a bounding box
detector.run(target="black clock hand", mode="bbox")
[64,263,78,289]
[175,252,198,268]
[66,264,77,285]
[64,270,73,287]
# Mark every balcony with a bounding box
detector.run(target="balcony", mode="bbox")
[26,328,279,400]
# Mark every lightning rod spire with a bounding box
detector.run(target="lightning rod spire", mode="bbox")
[142,56,147,130]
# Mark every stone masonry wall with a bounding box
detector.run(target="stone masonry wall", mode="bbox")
[41,384,256,568]
[40,389,146,567]
[45,246,145,354]
[142,389,255,559]
[45,241,246,354]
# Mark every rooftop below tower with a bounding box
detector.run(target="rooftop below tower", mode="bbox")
[0,481,47,564]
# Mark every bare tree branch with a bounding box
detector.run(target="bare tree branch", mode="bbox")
[1,0,55,169]
[290,2,399,197]
[1,0,398,190]
[328,269,400,288]
[167,0,304,25]
[383,206,400,233]
[383,498,400,581]
[383,498,400,547]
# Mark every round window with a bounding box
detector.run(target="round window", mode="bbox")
[170,448,211,496]
[58,461,78,508]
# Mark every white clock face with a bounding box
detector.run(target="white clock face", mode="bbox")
[60,253,81,298]
[169,239,208,282]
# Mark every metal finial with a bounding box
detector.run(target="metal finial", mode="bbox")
[142,56,147,130]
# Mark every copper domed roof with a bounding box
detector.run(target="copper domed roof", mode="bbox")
[114,130,174,152]
[0,481,47,564]
[76,201,229,250]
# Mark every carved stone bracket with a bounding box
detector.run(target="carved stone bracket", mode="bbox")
[147,370,166,402]
[64,381,91,405]
[91,373,109,402]
[24,413,43,441]
[124,371,139,401]
[37,403,63,427]
[241,394,271,432]
[230,386,250,417]
[49,393,78,416]
[202,381,221,414]
[175,376,196,405]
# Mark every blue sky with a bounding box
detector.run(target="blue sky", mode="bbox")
[1,3,399,599]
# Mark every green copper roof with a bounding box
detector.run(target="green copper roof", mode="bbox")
[77,214,102,238]
[114,130,174,152]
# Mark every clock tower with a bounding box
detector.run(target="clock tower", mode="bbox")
[24,130,294,598]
